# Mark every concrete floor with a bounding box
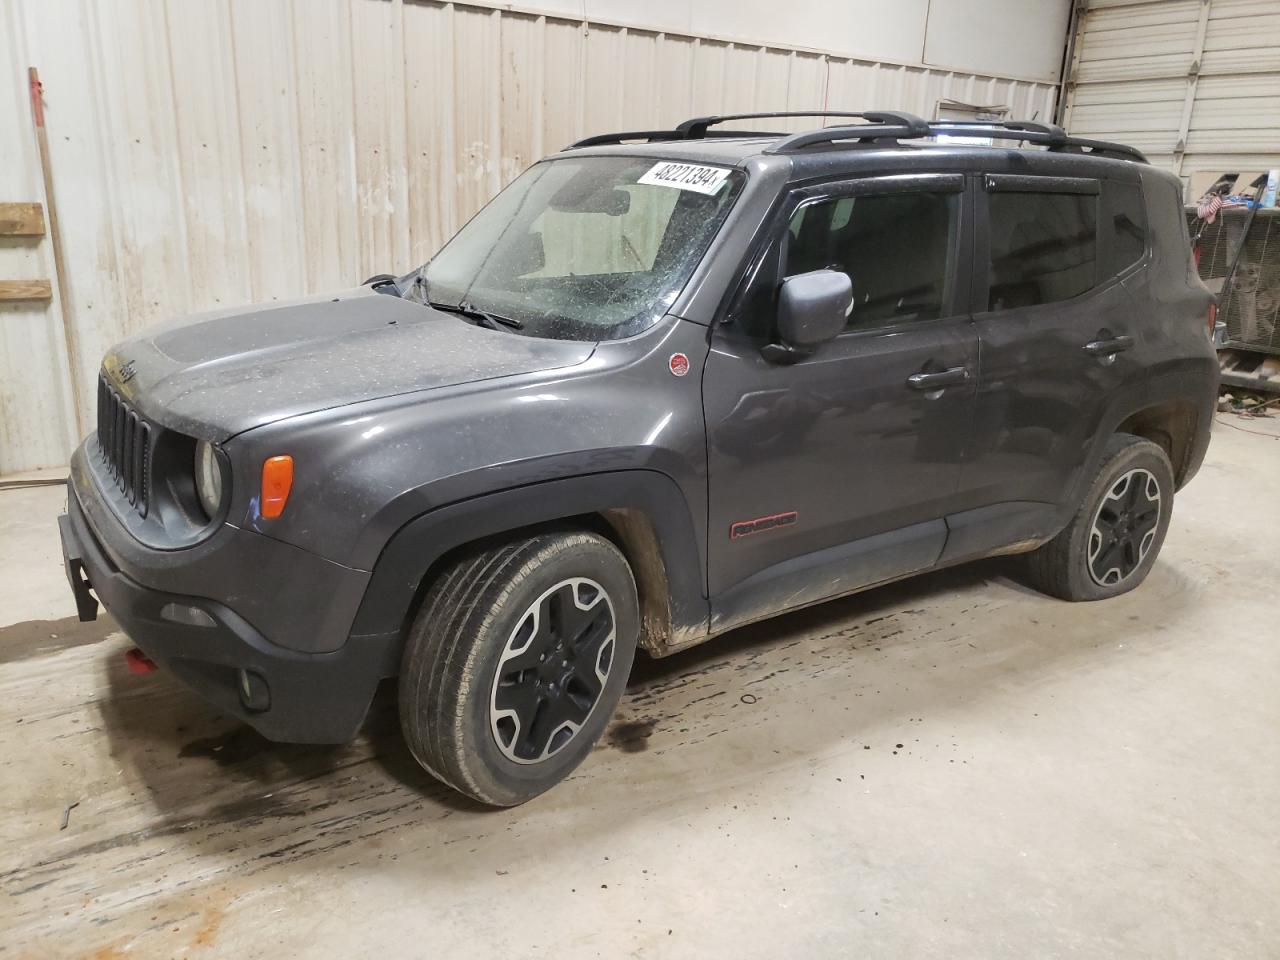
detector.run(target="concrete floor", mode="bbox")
[2,414,1278,959]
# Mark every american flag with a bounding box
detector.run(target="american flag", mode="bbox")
[1196,192,1224,223]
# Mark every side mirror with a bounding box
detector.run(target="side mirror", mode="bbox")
[763,269,852,363]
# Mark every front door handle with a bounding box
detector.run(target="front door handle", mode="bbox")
[906,366,970,392]
[1083,334,1134,357]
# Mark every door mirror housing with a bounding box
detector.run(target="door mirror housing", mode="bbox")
[763,269,853,363]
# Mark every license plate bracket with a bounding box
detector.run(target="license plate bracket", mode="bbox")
[58,514,100,623]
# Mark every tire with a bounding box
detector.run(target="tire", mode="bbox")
[1025,434,1175,602]
[398,530,639,806]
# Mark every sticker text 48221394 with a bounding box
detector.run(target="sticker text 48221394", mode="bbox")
[637,161,731,196]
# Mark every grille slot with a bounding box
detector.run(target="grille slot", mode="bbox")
[97,374,152,517]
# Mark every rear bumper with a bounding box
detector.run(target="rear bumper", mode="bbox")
[60,473,397,743]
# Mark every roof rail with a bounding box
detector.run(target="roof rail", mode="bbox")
[567,129,683,149]
[932,118,1069,145]
[564,111,928,150]
[768,118,1147,163]
[765,118,930,152]
[566,128,786,149]
[927,122,1147,163]
[564,109,1148,164]
[674,110,931,139]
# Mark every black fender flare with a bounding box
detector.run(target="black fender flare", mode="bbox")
[1064,361,1214,525]
[347,469,709,661]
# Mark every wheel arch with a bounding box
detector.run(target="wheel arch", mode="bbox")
[597,506,683,656]
[347,471,709,662]
[1057,374,1212,541]
[1114,397,1203,489]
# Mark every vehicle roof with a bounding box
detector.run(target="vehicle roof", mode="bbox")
[554,136,1153,184]
[547,112,1156,184]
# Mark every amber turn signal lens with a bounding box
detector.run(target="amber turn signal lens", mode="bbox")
[260,455,294,519]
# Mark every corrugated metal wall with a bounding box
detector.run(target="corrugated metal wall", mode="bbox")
[1064,0,1280,184]
[0,0,1059,474]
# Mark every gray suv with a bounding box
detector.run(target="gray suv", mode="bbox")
[59,111,1217,805]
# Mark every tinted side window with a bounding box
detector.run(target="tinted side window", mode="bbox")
[785,192,958,328]
[987,192,1098,310]
[1139,172,1194,289]
[1103,181,1147,275]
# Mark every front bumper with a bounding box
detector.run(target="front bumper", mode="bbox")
[59,473,397,743]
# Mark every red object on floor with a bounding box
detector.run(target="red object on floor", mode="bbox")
[125,648,158,674]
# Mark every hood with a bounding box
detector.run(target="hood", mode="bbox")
[103,288,597,441]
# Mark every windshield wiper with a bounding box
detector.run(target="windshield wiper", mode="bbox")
[429,300,525,331]
[368,269,430,301]
[367,273,402,296]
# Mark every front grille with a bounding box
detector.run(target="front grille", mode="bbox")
[97,374,152,517]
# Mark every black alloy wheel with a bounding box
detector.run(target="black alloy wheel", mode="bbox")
[1023,434,1174,602]
[1087,467,1162,586]
[489,577,616,764]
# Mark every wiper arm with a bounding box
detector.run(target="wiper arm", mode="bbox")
[461,301,525,330]
[428,300,525,331]
[368,269,429,301]
[404,269,429,302]
[367,273,402,296]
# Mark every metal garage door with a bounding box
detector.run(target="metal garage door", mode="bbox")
[1063,0,1280,192]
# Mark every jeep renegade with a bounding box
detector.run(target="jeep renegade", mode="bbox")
[59,111,1218,805]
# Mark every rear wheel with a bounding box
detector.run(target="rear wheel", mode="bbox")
[1025,434,1174,601]
[398,530,638,806]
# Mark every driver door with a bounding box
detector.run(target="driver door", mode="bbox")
[703,173,979,633]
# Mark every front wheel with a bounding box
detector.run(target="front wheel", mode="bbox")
[1025,434,1175,601]
[398,530,639,806]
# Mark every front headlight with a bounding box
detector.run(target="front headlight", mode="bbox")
[194,441,224,520]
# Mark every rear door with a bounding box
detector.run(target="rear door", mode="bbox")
[947,171,1149,558]
[703,173,979,632]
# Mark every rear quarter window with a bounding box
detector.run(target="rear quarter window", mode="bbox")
[1139,172,1195,288]
[1101,180,1148,276]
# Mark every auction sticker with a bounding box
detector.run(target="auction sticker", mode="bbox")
[638,161,731,195]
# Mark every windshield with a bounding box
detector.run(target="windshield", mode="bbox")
[420,156,745,341]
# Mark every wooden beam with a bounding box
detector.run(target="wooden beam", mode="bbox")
[29,67,88,434]
[0,280,54,301]
[0,203,45,237]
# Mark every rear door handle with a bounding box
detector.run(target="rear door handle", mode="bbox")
[1083,335,1134,356]
[906,366,970,391]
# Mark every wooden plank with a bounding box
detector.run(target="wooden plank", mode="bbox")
[1220,369,1280,393]
[0,280,54,301]
[0,203,45,237]
[29,68,87,435]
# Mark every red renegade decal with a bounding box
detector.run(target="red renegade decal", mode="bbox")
[729,511,798,539]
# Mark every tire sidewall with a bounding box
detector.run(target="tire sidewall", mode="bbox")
[1061,439,1175,601]
[452,536,638,805]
